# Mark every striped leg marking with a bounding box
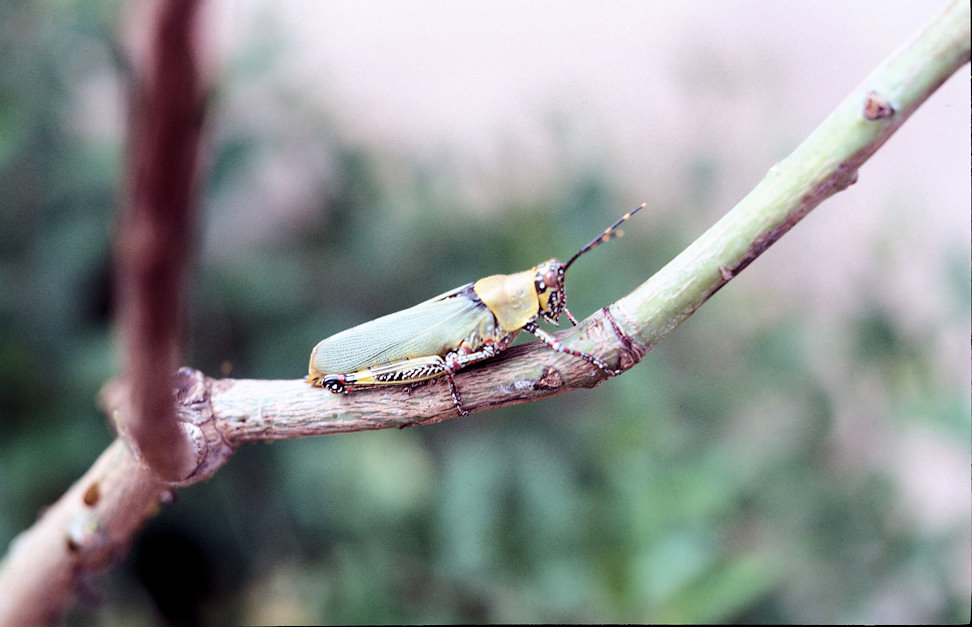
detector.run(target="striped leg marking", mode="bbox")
[524,322,620,375]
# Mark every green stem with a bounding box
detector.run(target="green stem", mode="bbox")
[612,0,970,349]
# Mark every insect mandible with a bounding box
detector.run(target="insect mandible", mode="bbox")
[308,203,645,415]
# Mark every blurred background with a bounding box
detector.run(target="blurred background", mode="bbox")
[1,0,968,623]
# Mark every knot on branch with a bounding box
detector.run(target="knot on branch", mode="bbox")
[168,367,236,486]
[598,306,649,371]
[863,90,896,120]
[99,369,236,485]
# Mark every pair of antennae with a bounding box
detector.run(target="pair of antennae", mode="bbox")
[564,202,647,271]
[556,202,646,326]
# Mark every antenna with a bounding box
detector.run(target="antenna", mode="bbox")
[564,203,646,271]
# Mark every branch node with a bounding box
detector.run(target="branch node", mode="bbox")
[863,90,896,120]
[66,512,107,556]
[169,368,236,486]
[534,365,566,391]
[601,306,649,369]
[82,482,100,507]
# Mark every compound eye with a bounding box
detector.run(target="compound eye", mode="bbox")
[543,268,559,290]
[323,378,347,394]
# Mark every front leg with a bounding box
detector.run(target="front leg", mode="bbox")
[523,321,620,375]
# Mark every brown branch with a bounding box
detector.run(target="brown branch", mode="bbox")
[0,442,168,625]
[0,1,967,623]
[179,307,642,456]
[0,2,208,623]
[115,0,206,481]
[148,0,969,483]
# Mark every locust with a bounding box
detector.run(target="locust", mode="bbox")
[308,203,645,415]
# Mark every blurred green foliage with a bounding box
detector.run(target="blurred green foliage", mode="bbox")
[1,3,968,625]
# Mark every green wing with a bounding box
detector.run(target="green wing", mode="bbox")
[311,283,495,374]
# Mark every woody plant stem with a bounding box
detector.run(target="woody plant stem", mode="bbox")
[0,1,968,624]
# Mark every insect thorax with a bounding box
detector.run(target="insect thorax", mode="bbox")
[473,270,540,332]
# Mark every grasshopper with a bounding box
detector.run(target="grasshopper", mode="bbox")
[308,204,644,415]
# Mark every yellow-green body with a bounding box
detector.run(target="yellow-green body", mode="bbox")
[307,204,644,414]
[307,266,554,389]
